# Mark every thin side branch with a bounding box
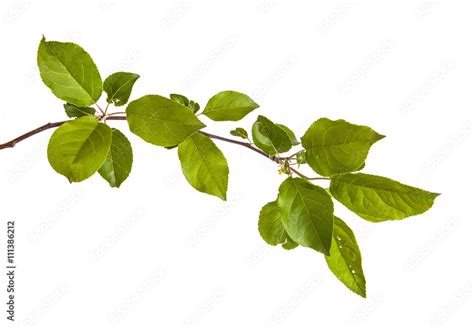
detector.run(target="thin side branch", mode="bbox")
[198,131,275,161]
[196,131,329,180]
[0,116,329,181]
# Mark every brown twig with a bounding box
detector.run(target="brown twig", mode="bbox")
[0,121,66,150]
[0,115,329,181]
[0,116,126,150]
[196,131,328,180]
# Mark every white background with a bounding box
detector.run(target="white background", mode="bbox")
[0,0,472,327]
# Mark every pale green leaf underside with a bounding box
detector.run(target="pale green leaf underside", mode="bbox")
[47,116,112,182]
[170,94,200,113]
[325,216,366,298]
[170,93,189,107]
[203,91,259,121]
[103,72,140,106]
[278,178,334,255]
[126,95,205,147]
[258,201,298,250]
[230,127,249,140]
[64,103,96,118]
[330,173,440,222]
[282,237,298,250]
[296,151,307,164]
[252,115,292,156]
[302,118,384,177]
[178,133,229,200]
[188,101,200,113]
[37,38,102,107]
[98,128,133,188]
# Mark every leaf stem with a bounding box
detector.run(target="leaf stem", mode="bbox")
[0,116,330,181]
[282,150,302,160]
[104,102,111,115]
[107,111,127,117]
[95,104,105,116]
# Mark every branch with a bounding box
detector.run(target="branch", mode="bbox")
[198,131,328,180]
[198,131,274,161]
[0,116,126,150]
[0,121,65,150]
[0,116,329,181]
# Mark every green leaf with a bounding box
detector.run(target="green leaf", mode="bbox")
[282,237,298,250]
[301,118,384,177]
[170,93,189,107]
[189,100,200,113]
[170,94,200,113]
[37,37,102,107]
[330,173,440,222]
[98,128,133,188]
[126,95,205,147]
[258,201,297,250]
[356,162,365,171]
[325,216,366,298]
[203,91,259,121]
[296,151,307,164]
[177,133,229,200]
[252,115,292,156]
[277,178,334,255]
[258,201,286,245]
[230,127,249,140]
[276,124,300,146]
[47,116,112,182]
[103,72,140,106]
[64,103,96,118]
[164,145,177,150]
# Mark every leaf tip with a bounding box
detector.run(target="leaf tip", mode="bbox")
[321,246,331,256]
[219,193,227,201]
[373,132,386,142]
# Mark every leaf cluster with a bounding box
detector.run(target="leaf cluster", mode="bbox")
[34,37,440,297]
